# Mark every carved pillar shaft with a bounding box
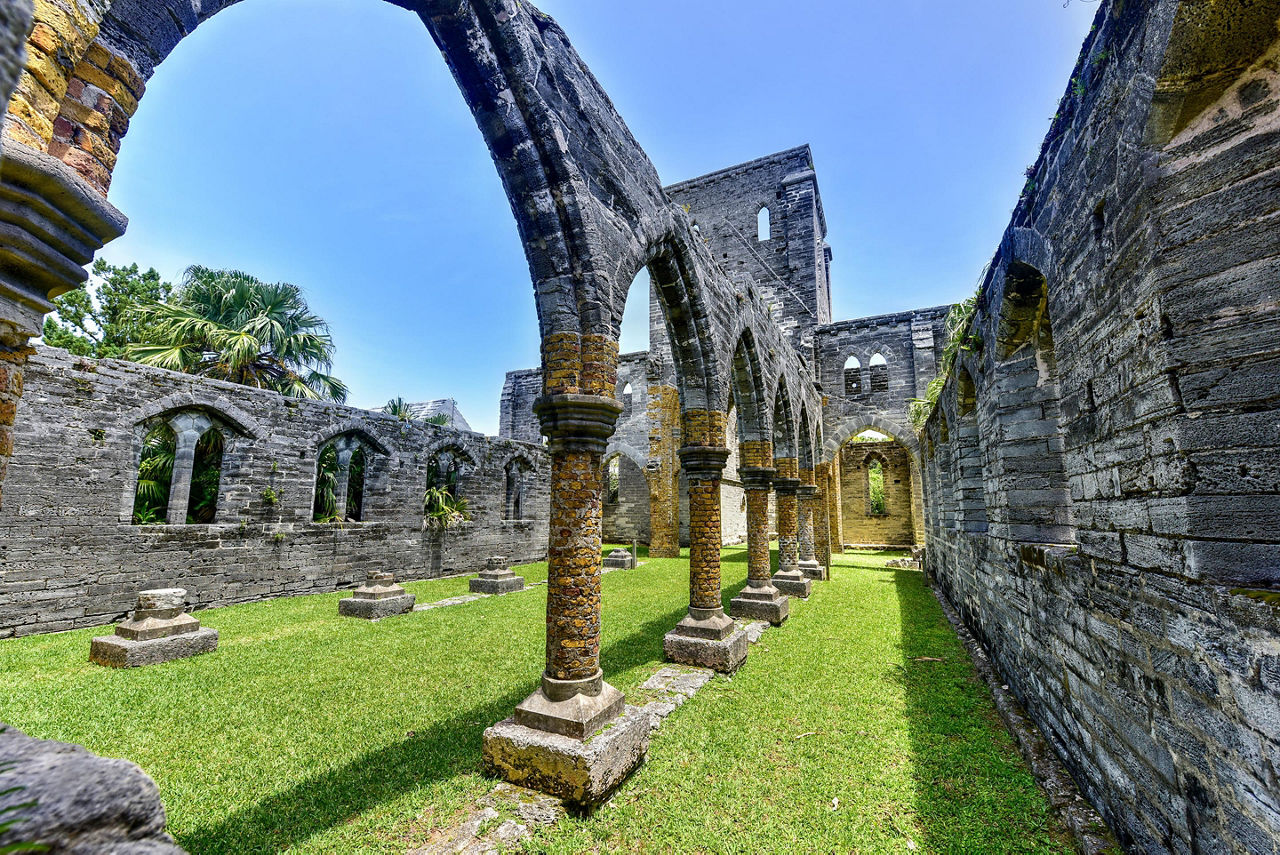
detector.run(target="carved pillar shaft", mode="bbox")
[332,446,354,520]
[745,486,773,585]
[798,488,817,563]
[681,446,729,614]
[814,461,832,576]
[771,456,811,598]
[165,430,199,526]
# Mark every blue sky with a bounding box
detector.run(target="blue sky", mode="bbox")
[95,0,1099,434]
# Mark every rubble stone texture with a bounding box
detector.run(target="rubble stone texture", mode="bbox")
[0,725,186,854]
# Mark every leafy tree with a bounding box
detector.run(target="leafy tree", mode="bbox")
[42,260,172,358]
[127,266,348,402]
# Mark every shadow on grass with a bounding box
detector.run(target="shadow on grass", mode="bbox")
[181,584,688,854]
[876,561,1070,853]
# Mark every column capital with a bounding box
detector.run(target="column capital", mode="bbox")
[533,394,621,454]
[678,445,730,478]
[797,484,819,498]
[773,478,802,496]
[740,466,776,490]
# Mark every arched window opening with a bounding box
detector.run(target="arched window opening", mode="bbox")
[425,446,472,525]
[313,436,369,522]
[621,382,633,416]
[186,426,225,524]
[869,353,889,393]
[606,457,621,505]
[313,444,339,522]
[868,459,887,515]
[757,206,771,242]
[132,422,176,525]
[505,460,528,521]
[428,449,464,500]
[843,356,862,395]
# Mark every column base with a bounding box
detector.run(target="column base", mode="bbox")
[799,559,826,581]
[339,593,416,619]
[482,704,650,806]
[729,584,790,626]
[663,608,748,673]
[89,628,219,668]
[772,570,812,599]
[470,571,526,594]
[513,673,625,740]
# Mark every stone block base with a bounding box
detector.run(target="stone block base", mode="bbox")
[799,559,826,580]
[729,592,789,625]
[339,593,416,619]
[470,574,525,595]
[773,574,812,598]
[89,627,218,668]
[663,627,749,674]
[482,705,650,805]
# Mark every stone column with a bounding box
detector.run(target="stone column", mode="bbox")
[814,461,833,575]
[729,442,788,625]
[0,145,125,510]
[164,411,211,526]
[663,408,748,673]
[645,383,682,558]
[772,457,811,598]
[331,440,355,521]
[483,333,649,806]
[797,467,825,580]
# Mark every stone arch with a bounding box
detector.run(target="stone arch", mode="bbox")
[823,414,921,464]
[772,379,797,460]
[728,328,769,444]
[603,441,648,473]
[798,406,814,471]
[309,420,390,457]
[129,392,262,440]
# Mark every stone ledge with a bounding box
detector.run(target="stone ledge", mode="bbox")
[89,627,218,668]
[481,705,650,806]
[339,593,416,620]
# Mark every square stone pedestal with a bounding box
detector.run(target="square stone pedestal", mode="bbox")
[470,556,526,594]
[772,571,812,598]
[482,704,650,806]
[340,571,416,619]
[602,549,636,570]
[729,585,790,625]
[90,628,219,668]
[800,559,827,580]
[90,588,218,668]
[663,609,748,673]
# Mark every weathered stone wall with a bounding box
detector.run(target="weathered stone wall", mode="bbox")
[921,2,1280,851]
[665,146,831,353]
[0,346,549,637]
[838,440,916,548]
[602,451,648,544]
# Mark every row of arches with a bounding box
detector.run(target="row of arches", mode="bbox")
[128,408,536,527]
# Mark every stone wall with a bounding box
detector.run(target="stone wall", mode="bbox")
[920,2,1280,851]
[0,346,549,638]
[838,440,916,548]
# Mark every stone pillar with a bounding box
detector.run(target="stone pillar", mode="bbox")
[164,411,211,526]
[483,332,649,806]
[772,457,811,598]
[729,441,788,625]
[828,453,844,554]
[663,429,747,674]
[797,467,825,580]
[646,383,681,558]
[814,460,833,575]
[331,440,355,521]
[0,145,125,510]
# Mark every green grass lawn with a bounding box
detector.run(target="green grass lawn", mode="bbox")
[1,549,1071,854]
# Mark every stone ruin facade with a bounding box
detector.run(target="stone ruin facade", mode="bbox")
[0,0,1277,851]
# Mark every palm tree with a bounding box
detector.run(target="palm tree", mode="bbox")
[126,266,348,402]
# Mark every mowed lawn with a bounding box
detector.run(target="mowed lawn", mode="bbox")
[0,549,1072,853]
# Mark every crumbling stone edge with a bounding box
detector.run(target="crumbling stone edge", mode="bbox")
[931,586,1120,855]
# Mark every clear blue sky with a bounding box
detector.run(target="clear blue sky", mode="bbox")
[95,0,1099,434]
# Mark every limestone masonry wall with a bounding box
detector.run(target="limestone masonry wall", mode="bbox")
[921,2,1280,851]
[0,346,549,638]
